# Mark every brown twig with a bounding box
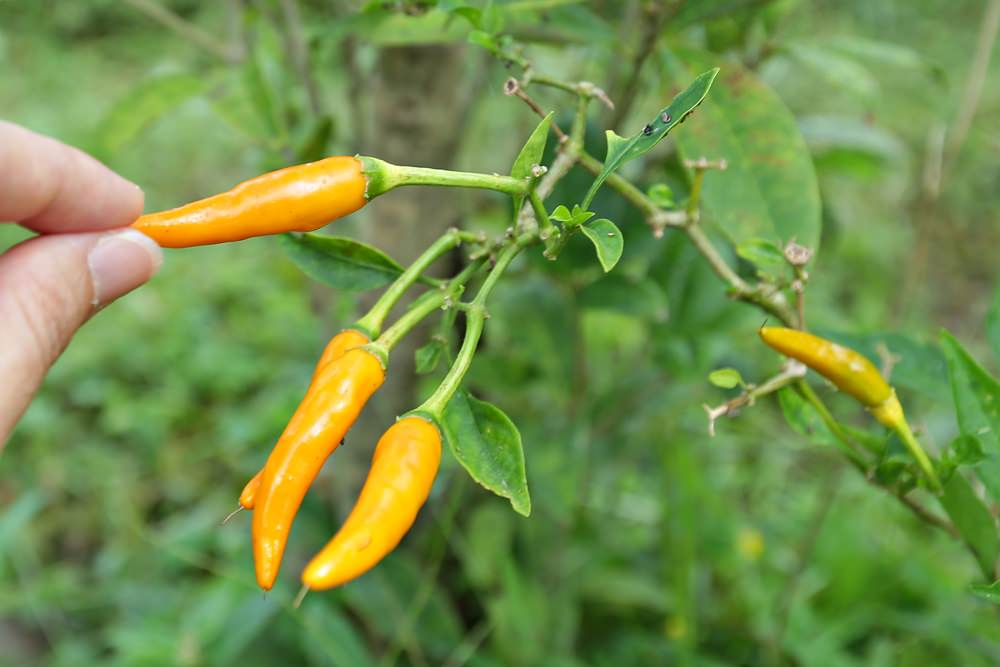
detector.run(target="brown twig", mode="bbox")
[703,361,807,436]
[504,78,568,143]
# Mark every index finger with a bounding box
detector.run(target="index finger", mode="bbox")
[0,121,144,233]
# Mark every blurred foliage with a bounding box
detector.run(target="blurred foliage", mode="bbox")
[3,0,1000,665]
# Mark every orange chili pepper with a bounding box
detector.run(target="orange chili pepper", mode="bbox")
[237,329,370,512]
[132,156,367,247]
[301,415,441,590]
[239,472,262,510]
[252,345,385,590]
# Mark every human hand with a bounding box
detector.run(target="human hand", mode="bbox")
[0,121,162,444]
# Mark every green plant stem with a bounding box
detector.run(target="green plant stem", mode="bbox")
[361,157,528,198]
[703,361,807,436]
[892,418,943,493]
[356,229,472,336]
[524,72,579,94]
[529,190,555,238]
[686,168,706,220]
[416,241,526,418]
[795,380,869,472]
[374,259,486,353]
[576,150,689,228]
[796,382,959,538]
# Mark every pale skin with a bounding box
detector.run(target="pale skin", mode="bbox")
[0,121,163,444]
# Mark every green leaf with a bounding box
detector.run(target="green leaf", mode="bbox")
[944,435,987,468]
[970,581,1000,604]
[708,368,743,389]
[581,68,719,208]
[663,51,822,251]
[414,338,445,375]
[938,472,999,579]
[550,205,573,224]
[279,234,404,291]
[569,205,595,226]
[580,218,623,272]
[97,73,208,155]
[736,238,788,281]
[646,183,675,208]
[440,390,531,516]
[510,112,553,216]
[777,387,834,446]
[941,330,1000,505]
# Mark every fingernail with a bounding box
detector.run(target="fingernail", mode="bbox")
[87,229,163,307]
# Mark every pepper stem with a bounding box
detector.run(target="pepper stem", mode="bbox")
[355,229,468,337]
[375,259,485,352]
[360,157,529,199]
[416,240,526,419]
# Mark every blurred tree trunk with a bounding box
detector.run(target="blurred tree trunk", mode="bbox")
[340,43,473,488]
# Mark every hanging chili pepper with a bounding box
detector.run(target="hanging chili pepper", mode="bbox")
[252,345,385,590]
[760,326,940,491]
[301,415,441,590]
[759,327,890,407]
[132,157,367,247]
[236,329,370,513]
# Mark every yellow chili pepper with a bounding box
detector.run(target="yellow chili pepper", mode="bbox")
[759,326,940,491]
[759,327,890,407]
[301,415,441,590]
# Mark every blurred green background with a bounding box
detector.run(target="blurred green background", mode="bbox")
[3,1,1000,665]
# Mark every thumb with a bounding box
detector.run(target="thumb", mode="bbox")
[0,228,162,443]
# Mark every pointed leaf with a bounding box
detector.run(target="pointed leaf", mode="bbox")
[941,330,1000,505]
[580,218,623,272]
[441,390,530,516]
[550,205,573,223]
[279,233,404,291]
[415,338,445,375]
[938,472,999,579]
[510,112,553,216]
[582,68,719,208]
[664,51,822,250]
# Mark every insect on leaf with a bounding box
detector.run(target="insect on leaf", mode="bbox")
[582,68,719,209]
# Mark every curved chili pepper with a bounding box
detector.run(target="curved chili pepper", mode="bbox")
[301,415,441,590]
[252,346,385,590]
[237,329,370,512]
[132,156,367,247]
[759,326,890,407]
